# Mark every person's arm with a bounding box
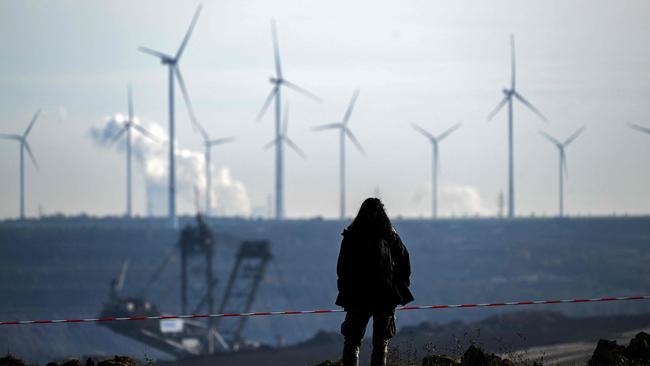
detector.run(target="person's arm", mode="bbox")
[337,235,351,291]
[394,234,411,287]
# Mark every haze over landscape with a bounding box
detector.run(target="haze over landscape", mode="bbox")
[1,0,649,220]
[2,3,650,364]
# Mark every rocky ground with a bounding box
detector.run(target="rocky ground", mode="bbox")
[4,310,649,366]
[2,332,649,366]
[311,332,650,365]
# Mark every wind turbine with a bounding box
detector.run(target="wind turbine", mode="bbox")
[0,109,41,220]
[487,34,547,219]
[264,102,306,156]
[257,19,321,220]
[313,89,364,219]
[138,4,202,228]
[263,102,307,211]
[109,85,158,218]
[539,127,585,217]
[196,123,235,217]
[412,123,462,219]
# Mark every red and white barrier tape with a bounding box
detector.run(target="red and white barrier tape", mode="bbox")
[1,295,648,326]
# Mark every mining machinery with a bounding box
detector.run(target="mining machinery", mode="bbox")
[99,215,272,357]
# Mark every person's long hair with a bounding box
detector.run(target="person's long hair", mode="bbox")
[347,197,395,241]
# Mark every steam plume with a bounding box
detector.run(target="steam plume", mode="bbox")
[88,116,251,216]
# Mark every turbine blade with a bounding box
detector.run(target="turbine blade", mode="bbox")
[539,130,561,146]
[510,33,516,90]
[271,19,282,78]
[282,80,322,103]
[285,137,307,159]
[343,89,360,124]
[195,121,209,142]
[109,126,128,145]
[131,122,160,143]
[208,136,236,146]
[138,46,171,59]
[263,137,279,150]
[0,134,21,141]
[23,109,41,137]
[437,123,462,141]
[312,123,342,131]
[175,4,202,60]
[628,123,650,135]
[128,84,133,123]
[344,128,366,155]
[563,126,585,146]
[412,123,434,140]
[23,141,39,170]
[173,66,200,131]
[513,91,547,122]
[487,96,508,121]
[257,87,277,121]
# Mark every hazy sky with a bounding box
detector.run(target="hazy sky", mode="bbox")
[1,0,649,219]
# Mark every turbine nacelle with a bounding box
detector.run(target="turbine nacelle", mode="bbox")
[161,57,176,65]
[269,76,282,85]
[313,90,364,155]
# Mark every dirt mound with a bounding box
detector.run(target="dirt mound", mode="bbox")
[0,356,140,366]
[419,344,516,366]
[588,331,650,365]
[0,354,29,366]
[316,344,516,366]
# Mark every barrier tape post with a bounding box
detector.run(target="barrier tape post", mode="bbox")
[1,295,649,326]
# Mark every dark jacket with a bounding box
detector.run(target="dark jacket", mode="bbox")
[335,228,414,309]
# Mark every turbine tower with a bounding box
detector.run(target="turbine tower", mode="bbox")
[539,127,585,217]
[196,123,235,217]
[412,123,461,219]
[487,34,547,219]
[257,19,321,220]
[0,109,41,220]
[313,89,364,219]
[263,102,307,202]
[109,85,158,218]
[138,4,202,228]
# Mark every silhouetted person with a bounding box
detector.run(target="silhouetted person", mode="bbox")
[336,198,414,366]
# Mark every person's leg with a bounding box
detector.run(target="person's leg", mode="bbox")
[340,309,371,366]
[370,308,396,366]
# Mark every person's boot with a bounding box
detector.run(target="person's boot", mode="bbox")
[370,340,389,366]
[341,339,360,366]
